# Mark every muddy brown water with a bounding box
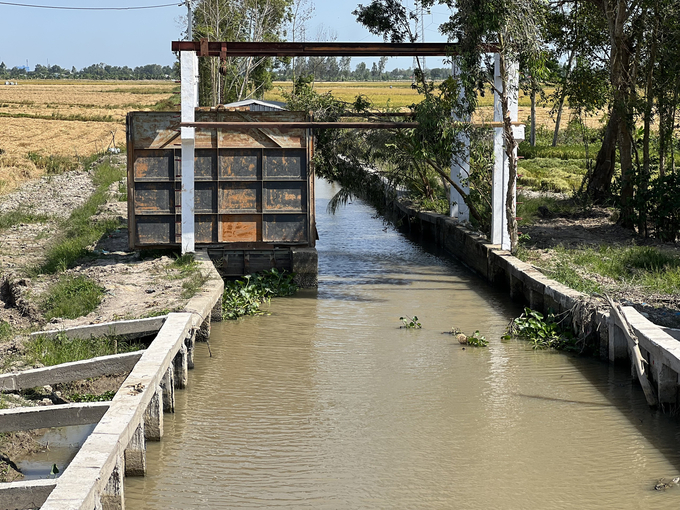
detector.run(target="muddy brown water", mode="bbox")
[125,180,680,509]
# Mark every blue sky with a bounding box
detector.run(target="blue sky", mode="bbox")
[0,0,451,71]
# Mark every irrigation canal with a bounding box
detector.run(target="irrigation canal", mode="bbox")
[125,179,680,509]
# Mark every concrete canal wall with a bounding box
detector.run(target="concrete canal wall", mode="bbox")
[392,200,680,409]
[0,250,224,510]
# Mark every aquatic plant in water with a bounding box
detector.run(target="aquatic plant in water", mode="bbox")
[222,269,298,320]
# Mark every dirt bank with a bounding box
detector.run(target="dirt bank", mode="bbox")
[0,154,204,367]
[519,194,680,329]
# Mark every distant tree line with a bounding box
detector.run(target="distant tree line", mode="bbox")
[274,57,453,81]
[0,62,178,80]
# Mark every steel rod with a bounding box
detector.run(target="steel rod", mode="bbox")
[179,121,522,129]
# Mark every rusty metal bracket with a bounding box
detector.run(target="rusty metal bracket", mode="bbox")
[199,38,209,57]
[219,42,228,76]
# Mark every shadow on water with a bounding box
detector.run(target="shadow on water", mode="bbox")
[566,355,680,474]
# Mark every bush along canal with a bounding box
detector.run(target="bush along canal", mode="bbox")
[124,179,680,509]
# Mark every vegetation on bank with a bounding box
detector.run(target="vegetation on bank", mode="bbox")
[518,245,680,297]
[504,308,581,352]
[222,269,298,320]
[23,333,144,368]
[42,275,104,320]
[34,158,125,275]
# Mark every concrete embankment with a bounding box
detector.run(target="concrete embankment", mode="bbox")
[0,250,224,510]
[391,199,680,409]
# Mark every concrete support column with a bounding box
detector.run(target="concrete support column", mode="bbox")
[608,320,629,363]
[291,247,319,288]
[100,454,125,510]
[450,58,470,222]
[174,342,188,389]
[195,316,211,343]
[124,423,146,477]
[143,387,163,441]
[657,363,678,406]
[180,50,199,255]
[160,366,175,413]
[185,332,196,369]
[211,294,223,322]
[491,53,521,251]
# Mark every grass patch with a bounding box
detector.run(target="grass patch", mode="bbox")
[518,142,599,161]
[37,160,125,274]
[0,111,116,123]
[173,254,208,299]
[0,321,12,342]
[150,92,180,111]
[42,274,104,320]
[0,207,51,230]
[516,195,583,225]
[163,254,209,299]
[518,158,587,193]
[521,245,680,296]
[68,390,116,402]
[24,333,143,367]
[27,152,79,175]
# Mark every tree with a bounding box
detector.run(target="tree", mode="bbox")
[193,0,293,106]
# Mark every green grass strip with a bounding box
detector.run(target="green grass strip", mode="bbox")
[37,160,125,274]
[25,333,143,367]
[42,274,104,320]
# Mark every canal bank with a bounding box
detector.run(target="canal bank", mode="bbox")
[124,179,680,509]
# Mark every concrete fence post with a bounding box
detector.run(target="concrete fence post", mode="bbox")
[100,454,125,510]
[144,387,163,441]
[161,366,175,413]
[124,423,146,477]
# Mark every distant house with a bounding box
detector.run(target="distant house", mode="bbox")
[220,99,287,112]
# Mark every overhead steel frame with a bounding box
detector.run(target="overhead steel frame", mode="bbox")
[172,41,522,253]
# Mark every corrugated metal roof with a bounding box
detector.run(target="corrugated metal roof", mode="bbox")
[222,99,286,111]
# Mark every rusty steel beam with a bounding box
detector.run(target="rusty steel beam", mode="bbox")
[171,41,498,57]
[181,121,420,129]
[179,121,520,129]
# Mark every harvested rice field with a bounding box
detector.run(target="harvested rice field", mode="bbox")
[0,80,176,193]
[265,81,603,130]
[0,80,176,154]
[0,79,601,196]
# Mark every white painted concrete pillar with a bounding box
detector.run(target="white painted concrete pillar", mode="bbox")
[100,454,124,510]
[124,423,146,477]
[144,387,163,441]
[181,51,199,254]
[450,58,470,222]
[161,366,175,413]
[174,342,189,389]
[491,53,522,250]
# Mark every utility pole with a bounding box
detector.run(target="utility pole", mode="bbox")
[185,0,193,40]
